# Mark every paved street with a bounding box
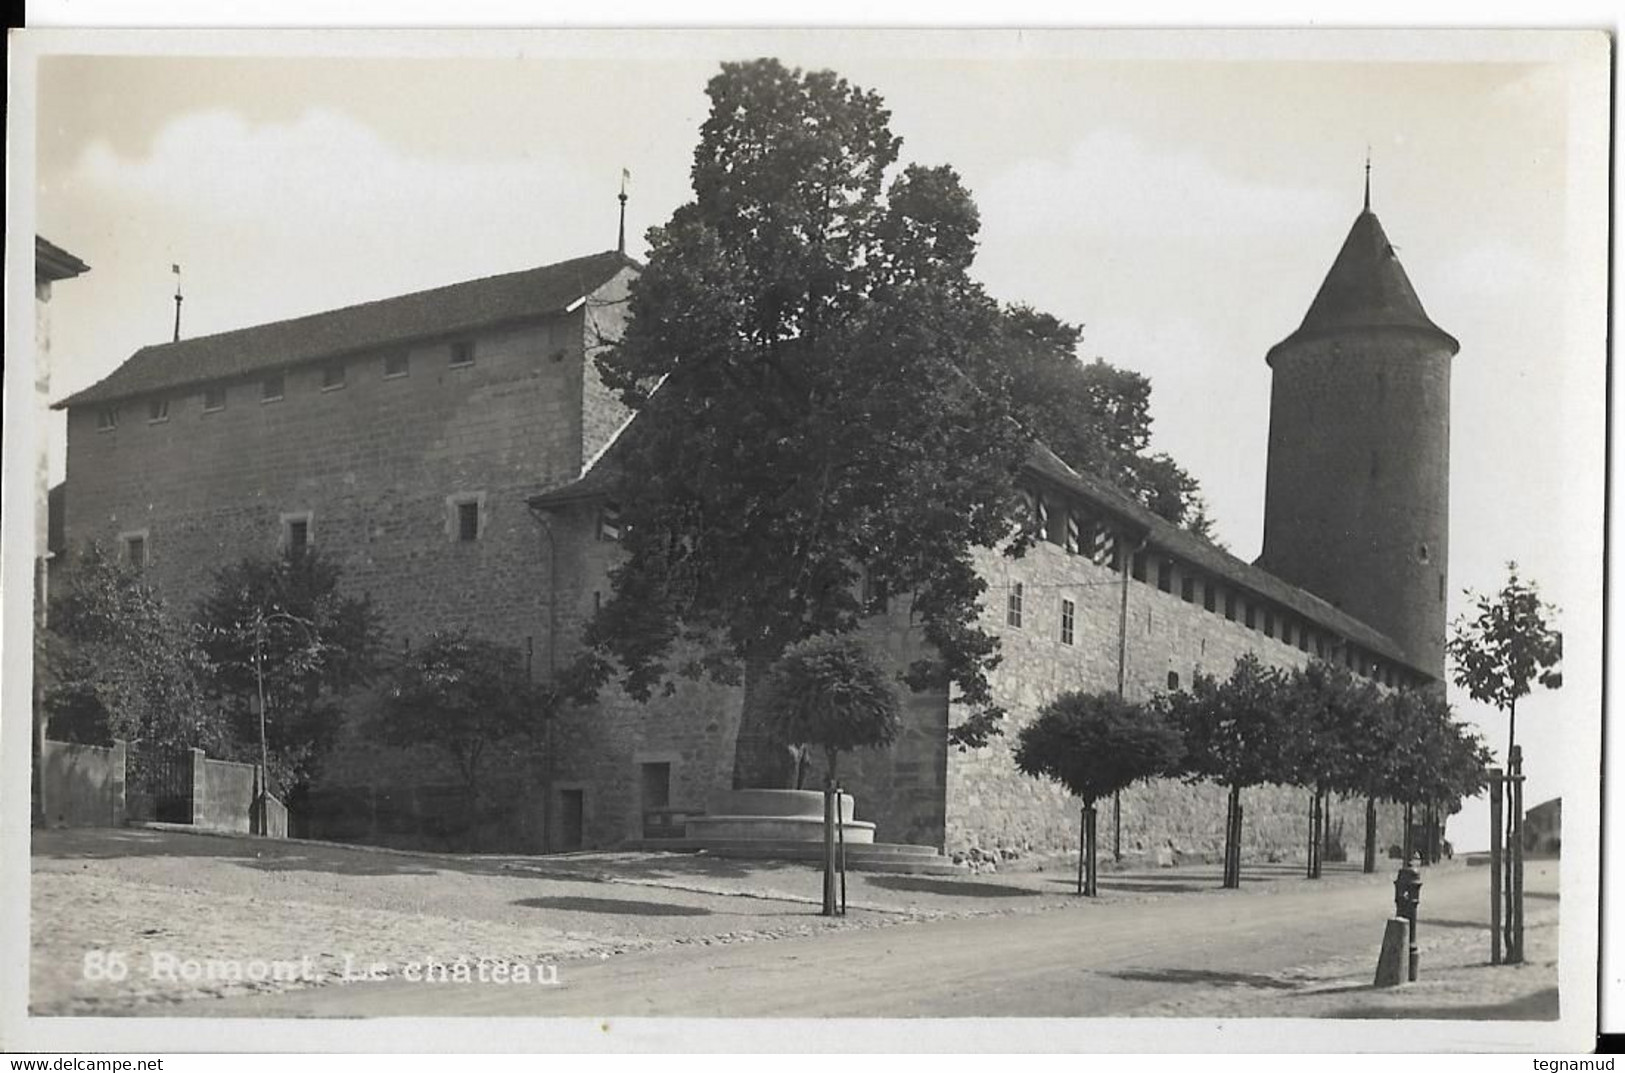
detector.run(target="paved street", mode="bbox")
[32,828,1557,1020]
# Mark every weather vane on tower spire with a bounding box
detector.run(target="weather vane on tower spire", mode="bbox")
[1364,147,1372,212]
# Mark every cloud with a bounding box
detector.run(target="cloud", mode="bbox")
[976,127,1339,244]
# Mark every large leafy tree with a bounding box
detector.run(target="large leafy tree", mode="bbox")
[40,544,225,756]
[196,551,381,798]
[578,58,1033,788]
[1161,654,1293,888]
[377,631,551,847]
[1014,690,1183,895]
[991,307,1213,538]
[1280,660,1380,878]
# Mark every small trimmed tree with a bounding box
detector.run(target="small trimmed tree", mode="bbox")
[761,634,900,916]
[377,631,551,850]
[1163,654,1292,889]
[1281,660,1381,879]
[1447,561,1562,769]
[1014,691,1183,896]
[761,635,901,787]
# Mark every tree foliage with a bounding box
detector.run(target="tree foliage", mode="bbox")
[577,58,1036,785]
[1161,654,1292,790]
[761,634,901,784]
[1278,659,1382,797]
[1380,687,1493,813]
[41,544,225,755]
[988,306,1213,538]
[196,551,382,795]
[1014,690,1183,806]
[377,631,550,799]
[1447,561,1562,760]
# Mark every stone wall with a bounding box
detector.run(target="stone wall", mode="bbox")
[40,738,126,829]
[945,540,1407,862]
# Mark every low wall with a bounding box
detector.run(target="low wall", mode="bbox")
[40,739,126,828]
[193,752,257,834]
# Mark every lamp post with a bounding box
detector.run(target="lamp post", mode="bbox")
[1393,853,1423,982]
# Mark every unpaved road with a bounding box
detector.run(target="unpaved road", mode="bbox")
[189,859,1558,1019]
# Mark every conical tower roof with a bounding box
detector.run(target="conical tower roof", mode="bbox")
[1267,207,1459,364]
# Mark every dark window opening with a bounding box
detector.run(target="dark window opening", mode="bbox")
[147,398,169,423]
[1244,602,1256,629]
[1157,560,1172,593]
[203,386,227,412]
[450,340,475,368]
[97,408,119,431]
[1315,635,1326,659]
[384,352,410,378]
[1203,583,1217,613]
[457,501,480,542]
[262,374,284,402]
[1007,582,1023,629]
[1180,576,1195,603]
[1224,592,1237,621]
[1263,611,1275,639]
[1281,620,1293,646]
[287,519,309,558]
[321,362,346,390]
[1167,671,1180,691]
[1132,551,1148,582]
[123,536,146,570]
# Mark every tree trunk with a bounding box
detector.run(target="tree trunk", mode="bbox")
[731,649,795,789]
[1085,803,1099,897]
[1224,784,1243,889]
[1363,795,1377,874]
[1077,805,1086,896]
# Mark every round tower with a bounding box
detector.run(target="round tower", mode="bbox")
[1258,187,1458,681]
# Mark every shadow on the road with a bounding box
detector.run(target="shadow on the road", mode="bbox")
[1101,880,1211,894]
[1526,890,1560,902]
[501,853,786,884]
[1322,986,1559,1021]
[35,828,446,876]
[513,895,713,917]
[1424,919,1490,930]
[863,875,1039,898]
[1109,967,1304,990]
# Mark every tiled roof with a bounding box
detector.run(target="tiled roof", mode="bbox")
[57,250,635,409]
[1024,443,1421,674]
[37,236,90,283]
[1268,209,1458,362]
[531,410,1424,678]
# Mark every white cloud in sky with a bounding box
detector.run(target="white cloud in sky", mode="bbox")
[977,127,1339,243]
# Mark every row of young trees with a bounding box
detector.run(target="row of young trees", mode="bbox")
[1014,654,1493,895]
[40,545,546,817]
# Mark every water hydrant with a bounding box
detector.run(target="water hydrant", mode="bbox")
[1394,856,1423,981]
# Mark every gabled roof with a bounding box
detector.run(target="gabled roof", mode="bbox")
[57,249,637,409]
[530,409,1425,678]
[37,236,90,283]
[1267,209,1458,363]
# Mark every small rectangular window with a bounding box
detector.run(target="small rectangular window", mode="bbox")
[262,373,285,402]
[1315,635,1327,659]
[1244,602,1256,629]
[457,500,480,542]
[1298,626,1311,653]
[1167,670,1181,691]
[1180,576,1195,603]
[119,531,148,570]
[1263,611,1276,639]
[1157,560,1172,593]
[1224,592,1237,621]
[1281,620,1294,646]
[203,385,227,412]
[1007,582,1023,629]
[1060,598,1075,645]
[1203,582,1217,613]
[1132,551,1147,582]
[96,407,119,431]
[450,340,475,368]
[147,398,169,423]
[287,520,309,557]
[598,502,622,542]
[384,352,410,379]
[321,362,346,391]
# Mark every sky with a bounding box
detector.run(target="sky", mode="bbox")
[21,29,1609,850]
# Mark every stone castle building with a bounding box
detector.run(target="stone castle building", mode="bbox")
[52,194,1455,861]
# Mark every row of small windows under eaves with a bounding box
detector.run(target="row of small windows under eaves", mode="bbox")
[1017,487,1413,690]
[112,496,490,569]
[91,339,478,432]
